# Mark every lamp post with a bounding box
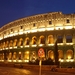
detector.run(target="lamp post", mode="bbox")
[39,58,42,75]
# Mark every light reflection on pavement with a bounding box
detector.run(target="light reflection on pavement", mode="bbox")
[0,67,75,75]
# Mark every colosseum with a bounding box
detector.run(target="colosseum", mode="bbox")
[0,12,75,67]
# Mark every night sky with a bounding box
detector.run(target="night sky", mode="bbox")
[0,0,75,27]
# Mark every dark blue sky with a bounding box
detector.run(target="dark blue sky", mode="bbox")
[0,0,75,27]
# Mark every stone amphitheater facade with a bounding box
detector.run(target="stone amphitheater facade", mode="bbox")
[0,12,75,67]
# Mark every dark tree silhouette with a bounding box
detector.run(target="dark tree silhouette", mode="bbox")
[54,39,59,67]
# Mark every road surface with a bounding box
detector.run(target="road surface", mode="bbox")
[0,67,75,75]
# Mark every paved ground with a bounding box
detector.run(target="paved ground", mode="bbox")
[0,67,75,75]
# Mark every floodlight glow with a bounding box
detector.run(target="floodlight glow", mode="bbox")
[13,32,18,36]
[14,46,17,48]
[31,29,37,33]
[32,45,37,47]
[13,60,16,62]
[8,60,12,62]
[48,44,54,46]
[66,43,73,45]
[19,31,23,35]
[64,26,73,29]
[39,44,44,46]
[20,46,23,48]
[59,59,64,62]
[18,60,22,62]
[46,27,54,31]
[57,43,63,45]
[5,48,8,50]
[25,45,29,47]
[9,47,13,49]
[24,60,29,62]
[38,28,46,32]
[55,27,63,30]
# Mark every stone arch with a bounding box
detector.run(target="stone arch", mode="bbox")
[5,41,9,48]
[39,35,45,44]
[9,52,12,60]
[25,37,30,45]
[32,36,37,45]
[13,39,18,47]
[66,49,73,59]
[30,51,36,62]
[66,35,72,43]
[48,35,54,44]
[3,42,5,48]
[13,52,17,60]
[24,51,29,61]
[9,40,13,47]
[58,50,63,59]
[48,50,54,60]
[18,38,23,46]
[18,52,22,60]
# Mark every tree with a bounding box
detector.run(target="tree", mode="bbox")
[54,39,59,67]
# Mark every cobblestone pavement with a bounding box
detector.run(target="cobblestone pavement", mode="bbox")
[0,67,75,75]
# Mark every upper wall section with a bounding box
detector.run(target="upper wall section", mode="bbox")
[0,11,75,40]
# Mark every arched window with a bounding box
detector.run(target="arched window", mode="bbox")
[32,36,37,45]
[39,35,45,44]
[1,43,3,49]
[3,42,5,48]
[9,52,12,60]
[30,51,36,62]
[5,41,9,47]
[48,50,54,60]
[25,37,30,45]
[57,35,63,43]
[13,52,16,60]
[13,39,17,47]
[18,52,22,60]
[9,40,13,47]
[0,54,2,60]
[58,50,63,59]
[48,35,54,44]
[66,50,73,59]
[18,38,23,46]
[66,35,72,43]
[2,53,4,60]
[24,51,29,60]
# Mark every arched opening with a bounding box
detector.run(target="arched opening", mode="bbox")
[57,35,63,43]
[18,52,22,60]
[48,50,54,60]
[39,35,45,44]
[5,41,9,48]
[48,35,54,44]
[13,39,17,47]
[32,36,37,45]
[9,40,13,47]
[24,51,29,62]
[0,53,4,60]
[9,52,12,60]
[66,35,72,43]
[13,52,16,60]
[30,51,36,62]
[18,38,23,46]
[25,37,30,45]
[1,43,3,49]
[66,50,73,59]
[58,50,63,59]
[3,42,5,48]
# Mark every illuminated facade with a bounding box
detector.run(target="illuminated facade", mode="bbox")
[0,12,75,67]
